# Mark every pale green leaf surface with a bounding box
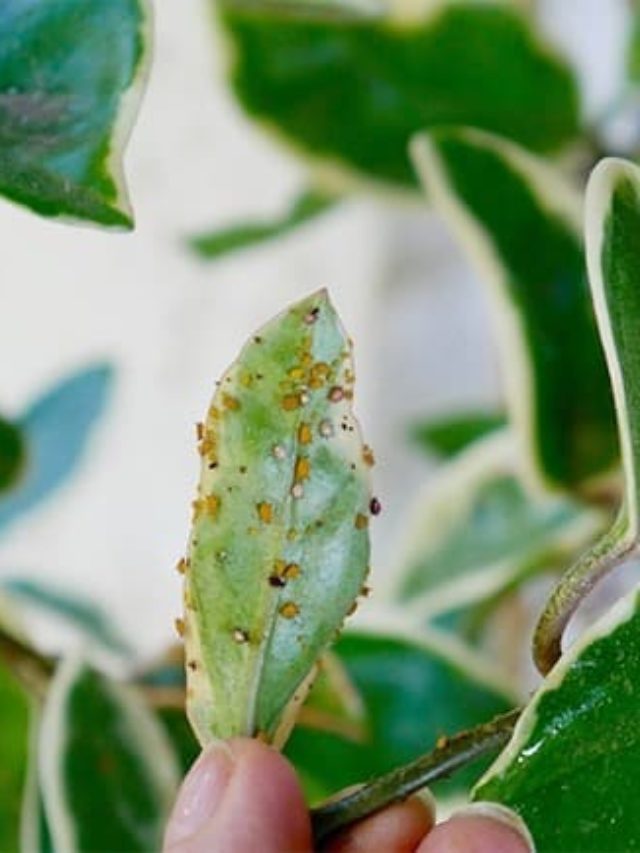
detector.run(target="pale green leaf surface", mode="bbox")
[394,433,603,618]
[409,409,506,459]
[0,662,30,853]
[184,290,372,745]
[476,588,640,851]
[189,188,336,260]
[39,657,179,852]
[412,128,617,491]
[0,0,149,227]
[219,2,580,191]
[285,619,514,804]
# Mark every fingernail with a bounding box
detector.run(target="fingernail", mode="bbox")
[164,743,235,847]
[451,802,534,851]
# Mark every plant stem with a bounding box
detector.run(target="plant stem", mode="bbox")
[0,626,54,696]
[310,707,520,846]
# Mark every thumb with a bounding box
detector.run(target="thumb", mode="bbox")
[163,738,312,853]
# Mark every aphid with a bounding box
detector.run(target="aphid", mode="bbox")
[288,366,305,381]
[370,497,382,515]
[355,513,369,530]
[196,422,205,441]
[291,483,304,499]
[283,563,301,580]
[304,306,320,324]
[257,502,274,523]
[187,660,198,671]
[272,444,286,459]
[328,386,344,403]
[280,601,300,619]
[319,419,334,438]
[299,390,310,406]
[204,495,220,518]
[294,456,311,482]
[222,393,240,411]
[363,445,375,467]
[268,574,286,588]
[282,394,300,411]
[298,422,312,445]
[232,628,249,644]
[175,617,185,637]
[175,557,188,575]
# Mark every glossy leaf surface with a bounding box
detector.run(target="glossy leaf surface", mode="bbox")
[0,364,113,532]
[412,128,617,490]
[0,0,149,227]
[409,410,505,459]
[183,291,372,745]
[189,188,335,260]
[394,433,603,617]
[39,657,179,852]
[220,2,580,190]
[285,621,514,803]
[477,589,640,851]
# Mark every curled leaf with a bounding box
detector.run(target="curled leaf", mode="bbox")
[182,290,372,746]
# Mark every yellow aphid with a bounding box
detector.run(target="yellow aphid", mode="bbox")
[239,372,254,388]
[295,456,311,482]
[282,394,301,411]
[298,423,312,445]
[288,366,305,381]
[175,617,186,637]
[309,362,330,388]
[175,557,188,575]
[283,563,301,580]
[363,445,376,467]
[355,513,369,530]
[205,495,220,518]
[222,393,241,411]
[280,601,300,619]
[257,502,274,524]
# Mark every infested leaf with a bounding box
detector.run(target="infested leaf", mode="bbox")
[0,0,150,227]
[476,588,640,851]
[412,128,618,492]
[189,187,336,260]
[39,657,179,852]
[218,1,580,192]
[182,290,372,746]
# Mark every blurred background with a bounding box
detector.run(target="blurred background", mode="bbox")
[0,0,630,660]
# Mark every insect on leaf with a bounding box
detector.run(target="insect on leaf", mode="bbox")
[182,290,373,746]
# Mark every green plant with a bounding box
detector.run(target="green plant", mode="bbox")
[4,1,640,851]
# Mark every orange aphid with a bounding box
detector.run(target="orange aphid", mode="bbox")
[298,422,312,445]
[257,502,274,524]
[355,513,369,530]
[175,617,186,637]
[294,456,311,481]
[222,393,240,411]
[362,445,375,467]
[282,394,301,411]
[279,601,300,619]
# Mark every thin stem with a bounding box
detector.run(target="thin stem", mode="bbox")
[311,707,521,846]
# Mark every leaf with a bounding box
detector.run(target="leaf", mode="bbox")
[533,157,640,673]
[0,0,149,228]
[39,657,179,852]
[182,290,372,746]
[409,410,506,459]
[285,616,515,804]
[189,188,336,260]
[219,1,580,191]
[475,588,640,851]
[0,364,113,533]
[412,127,618,491]
[393,432,604,618]
[2,578,132,656]
[0,415,25,494]
[0,661,31,852]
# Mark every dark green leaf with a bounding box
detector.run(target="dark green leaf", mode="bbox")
[0,0,149,227]
[476,589,640,851]
[412,128,618,490]
[409,410,506,459]
[39,658,179,852]
[219,2,580,190]
[189,188,336,259]
[0,415,25,494]
[0,662,31,852]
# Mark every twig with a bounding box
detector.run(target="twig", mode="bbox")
[311,707,520,845]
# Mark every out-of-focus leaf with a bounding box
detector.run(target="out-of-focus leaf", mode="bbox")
[394,432,604,618]
[285,615,515,804]
[39,657,179,852]
[182,290,372,746]
[533,157,640,674]
[2,578,131,656]
[476,588,640,851]
[0,415,25,493]
[189,188,336,260]
[0,661,31,852]
[412,128,618,492]
[409,410,506,459]
[219,1,580,191]
[0,364,113,532]
[0,0,149,227]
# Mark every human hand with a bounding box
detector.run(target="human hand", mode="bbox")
[163,739,531,852]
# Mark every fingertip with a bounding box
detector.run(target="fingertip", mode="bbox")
[325,796,434,853]
[417,813,530,853]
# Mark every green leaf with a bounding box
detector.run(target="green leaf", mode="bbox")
[189,188,336,260]
[183,290,372,746]
[2,578,132,656]
[219,1,580,191]
[533,157,640,673]
[39,657,179,852]
[0,415,25,494]
[394,432,604,618]
[475,588,640,851]
[409,410,506,459]
[412,128,618,491]
[0,662,31,852]
[0,0,149,228]
[0,364,113,533]
[285,616,515,804]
